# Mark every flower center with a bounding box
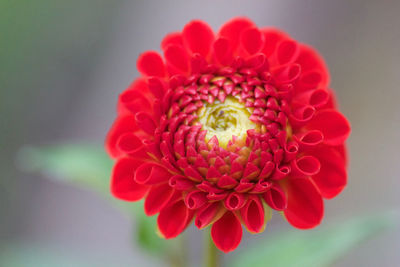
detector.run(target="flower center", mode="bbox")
[197,96,257,148]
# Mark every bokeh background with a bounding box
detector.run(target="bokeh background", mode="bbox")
[1,0,399,266]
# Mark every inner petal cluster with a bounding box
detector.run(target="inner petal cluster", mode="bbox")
[156,63,298,218]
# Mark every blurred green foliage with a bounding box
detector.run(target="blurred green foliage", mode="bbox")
[19,144,398,267]
[18,144,169,255]
[228,212,397,267]
[0,0,120,240]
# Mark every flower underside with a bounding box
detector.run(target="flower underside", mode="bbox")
[106,17,351,253]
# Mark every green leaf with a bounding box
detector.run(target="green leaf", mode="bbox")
[228,212,398,267]
[18,144,112,193]
[136,209,167,253]
[17,144,170,255]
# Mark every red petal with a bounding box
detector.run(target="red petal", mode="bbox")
[117,78,150,114]
[289,105,315,128]
[276,39,299,65]
[161,32,183,51]
[118,89,151,114]
[137,51,166,77]
[335,144,348,166]
[147,77,166,99]
[158,200,194,239]
[291,155,321,177]
[282,178,324,229]
[263,183,287,211]
[134,112,157,135]
[218,17,255,53]
[169,175,196,191]
[211,211,242,253]
[195,202,224,229]
[309,89,329,108]
[217,175,238,189]
[294,130,324,151]
[182,20,214,57]
[184,190,208,209]
[116,132,143,154]
[164,44,189,74]
[224,192,246,210]
[111,158,149,201]
[213,37,233,65]
[105,115,137,158]
[260,28,289,58]
[125,77,149,93]
[134,162,172,184]
[297,70,325,91]
[245,53,268,71]
[270,164,291,180]
[243,162,260,179]
[272,63,302,84]
[306,110,351,145]
[240,27,264,55]
[311,146,347,198]
[293,89,330,109]
[240,195,265,233]
[295,45,330,86]
[144,183,175,215]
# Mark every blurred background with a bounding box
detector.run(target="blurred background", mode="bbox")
[1,0,399,266]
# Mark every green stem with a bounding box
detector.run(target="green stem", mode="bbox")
[168,235,186,267]
[205,229,219,267]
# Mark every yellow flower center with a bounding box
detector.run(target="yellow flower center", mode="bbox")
[197,96,258,148]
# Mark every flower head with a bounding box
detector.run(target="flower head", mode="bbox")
[106,17,351,253]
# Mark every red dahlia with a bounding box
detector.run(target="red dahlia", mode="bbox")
[106,17,351,253]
